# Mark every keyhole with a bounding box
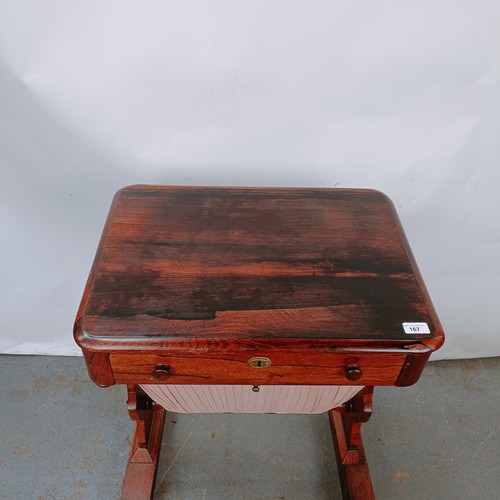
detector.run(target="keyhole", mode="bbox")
[247,357,272,368]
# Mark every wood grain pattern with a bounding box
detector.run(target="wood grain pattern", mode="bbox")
[109,350,407,386]
[396,347,432,386]
[329,387,375,500]
[82,351,114,387]
[75,186,444,351]
[73,186,445,500]
[122,397,165,500]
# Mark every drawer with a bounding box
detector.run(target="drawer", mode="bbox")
[108,350,408,386]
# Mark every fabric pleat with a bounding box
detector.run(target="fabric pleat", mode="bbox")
[140,384,363,414]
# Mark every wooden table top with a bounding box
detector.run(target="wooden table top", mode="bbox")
[75,185,443,354]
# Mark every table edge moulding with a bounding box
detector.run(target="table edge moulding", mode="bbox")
[74,185,444,500]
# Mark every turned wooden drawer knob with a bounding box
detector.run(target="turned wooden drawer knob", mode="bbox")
[344,364,362,381]
[152,364,170,380]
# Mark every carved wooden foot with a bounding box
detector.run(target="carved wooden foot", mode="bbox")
[329,387,375,500]
[122,385,166,500]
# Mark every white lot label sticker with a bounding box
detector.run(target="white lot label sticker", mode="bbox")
[403,322,430,334]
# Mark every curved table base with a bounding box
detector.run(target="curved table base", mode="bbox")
[122,384,375,500]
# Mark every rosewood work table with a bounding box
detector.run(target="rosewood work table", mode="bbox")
[74,185,444,499]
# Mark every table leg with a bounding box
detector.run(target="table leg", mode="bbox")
[121,385,374,499]
[122,385,166,500]
[329,387,375,500]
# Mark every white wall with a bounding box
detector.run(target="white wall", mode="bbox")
[1,1,499,359]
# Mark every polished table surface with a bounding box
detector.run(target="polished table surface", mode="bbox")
[75,186,443,388]
[74,185,444,500]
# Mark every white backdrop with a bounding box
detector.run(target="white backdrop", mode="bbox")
[1,1,499,360]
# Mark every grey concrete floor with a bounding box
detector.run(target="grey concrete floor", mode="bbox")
[0,355,499,500]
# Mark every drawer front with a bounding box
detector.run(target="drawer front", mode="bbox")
[109,351,407,386]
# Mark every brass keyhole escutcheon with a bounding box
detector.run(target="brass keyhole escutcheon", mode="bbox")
[247,356,272,369]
